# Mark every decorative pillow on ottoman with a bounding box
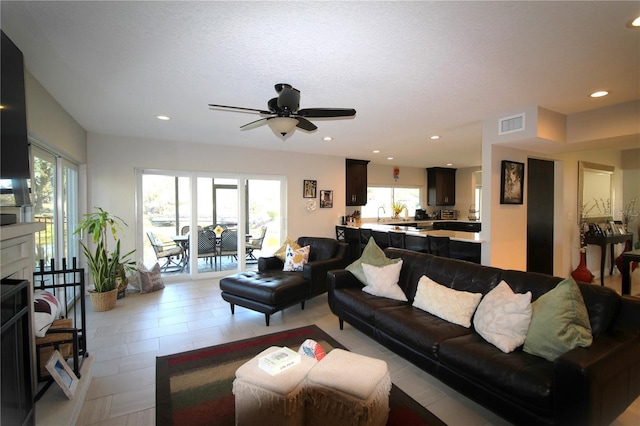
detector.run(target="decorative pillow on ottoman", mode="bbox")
[138,263,165,294]
[33,290,61,337]
[346,237,401,285]
[473,281,532,353]
[282,244,310,272]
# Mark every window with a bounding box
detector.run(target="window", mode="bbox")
[361,186,421,219]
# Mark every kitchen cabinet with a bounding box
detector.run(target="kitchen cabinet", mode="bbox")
[427,167,456,206]
[346,159,369,206]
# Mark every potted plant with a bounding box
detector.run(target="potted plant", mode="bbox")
[74,207,135,311]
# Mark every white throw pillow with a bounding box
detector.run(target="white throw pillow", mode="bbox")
[473,281,532,353]
[361,260,407,301]
[283,244,310,272]
[412,275,482,328]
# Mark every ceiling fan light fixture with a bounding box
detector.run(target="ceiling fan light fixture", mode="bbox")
[268,117,298,138]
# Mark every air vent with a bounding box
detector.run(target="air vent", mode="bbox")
[499,113,525,135]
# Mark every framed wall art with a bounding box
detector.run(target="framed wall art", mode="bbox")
[46,350,79,399]
[303,180,317,198]
[500,160,524,204]
[320,190,333,208]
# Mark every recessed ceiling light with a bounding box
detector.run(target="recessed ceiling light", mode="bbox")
[628,16,640,27]
[323,136,333,141]
[430,135,440,140]
[446,163,453,166]
[373,150,380,153]
[156,115,171,120]
[387,157,394,160]
[590,91,609,98]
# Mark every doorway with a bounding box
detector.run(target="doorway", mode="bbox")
[527,158,554,274]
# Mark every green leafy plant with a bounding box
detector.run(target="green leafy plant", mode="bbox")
[74,207,135,293]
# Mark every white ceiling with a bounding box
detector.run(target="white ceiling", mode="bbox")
[2,1,639,168]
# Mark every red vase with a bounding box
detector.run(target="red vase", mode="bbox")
[616,240,638,274]
[572,251,594,283]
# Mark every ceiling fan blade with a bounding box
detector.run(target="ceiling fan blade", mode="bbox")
[295,117,318,132]
[267,97,283,114]
[240,118,269,130]
[274,83,292,94]
[277,86,300,111]
[297,108,356,118]
[209,104,271,115]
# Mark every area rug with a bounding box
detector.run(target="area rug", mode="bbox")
[156,325,446,426]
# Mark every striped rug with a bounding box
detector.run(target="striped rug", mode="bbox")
[156,325,445,426]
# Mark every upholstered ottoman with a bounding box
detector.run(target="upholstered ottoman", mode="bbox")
[305,349,391,426]
[220,271,310,326]
[233,346,317,426]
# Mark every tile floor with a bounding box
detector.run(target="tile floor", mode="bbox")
[70,272,640,426]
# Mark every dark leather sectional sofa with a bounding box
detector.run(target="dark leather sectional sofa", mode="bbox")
[327,248,640,425]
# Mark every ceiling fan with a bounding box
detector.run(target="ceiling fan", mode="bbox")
[208,83,356,138]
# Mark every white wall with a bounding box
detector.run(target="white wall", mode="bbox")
[25,70,87,163]
[87,133,346,256]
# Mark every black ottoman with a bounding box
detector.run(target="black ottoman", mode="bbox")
[220,271,310,326]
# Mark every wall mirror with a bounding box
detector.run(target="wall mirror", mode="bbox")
[578,161,614,223]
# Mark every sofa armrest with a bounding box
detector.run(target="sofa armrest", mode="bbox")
[328,269,363,291]
[553,332,640,425]
[258,256,284,271]
[302,256,349,297]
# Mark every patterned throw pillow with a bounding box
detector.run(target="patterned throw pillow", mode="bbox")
[412,275,482,328]
[473,281,532,353]
[361,261,407,301]
[274,236,301,262]
[139,263,165,294]
[34,290,61,337]
[282,244,310,272]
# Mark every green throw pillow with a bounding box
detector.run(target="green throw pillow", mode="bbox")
[346,237,401,285]
[523,277,592,361]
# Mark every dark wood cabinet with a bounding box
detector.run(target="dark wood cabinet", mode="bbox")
[346,159,369,206]
[427,167,456,206]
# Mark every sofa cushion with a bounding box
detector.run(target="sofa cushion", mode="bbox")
[523,277,593,361]
[473,281,532,353]
[412,275,482,328]
[332,288,407,324]
[438,333,554,416]
[347,237,401,285]
[283,244,310,272]
[374,305,473,361]
[361,261,407,301]
[423,254,503,295]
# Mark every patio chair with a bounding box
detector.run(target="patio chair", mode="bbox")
[246,226,267,261]
[219,229,238,265]
[197,229,218,268]
[147,232,185,271]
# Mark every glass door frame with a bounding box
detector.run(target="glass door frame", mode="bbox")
[136,169,286,281]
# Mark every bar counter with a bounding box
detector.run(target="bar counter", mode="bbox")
[336,221,482,264]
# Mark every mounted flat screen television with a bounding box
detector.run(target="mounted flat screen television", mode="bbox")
[1,30,31,206]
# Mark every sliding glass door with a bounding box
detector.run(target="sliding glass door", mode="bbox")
[138,170,284,280]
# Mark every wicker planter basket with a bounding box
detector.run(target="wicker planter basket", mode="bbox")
[89,288,118,312]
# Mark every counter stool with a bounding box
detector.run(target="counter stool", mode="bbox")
[233,346,317,426]
[305,349,391,426]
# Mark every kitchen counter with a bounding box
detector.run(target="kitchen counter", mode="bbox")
[349,222,482,243]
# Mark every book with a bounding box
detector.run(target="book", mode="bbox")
[258,346,301,376]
